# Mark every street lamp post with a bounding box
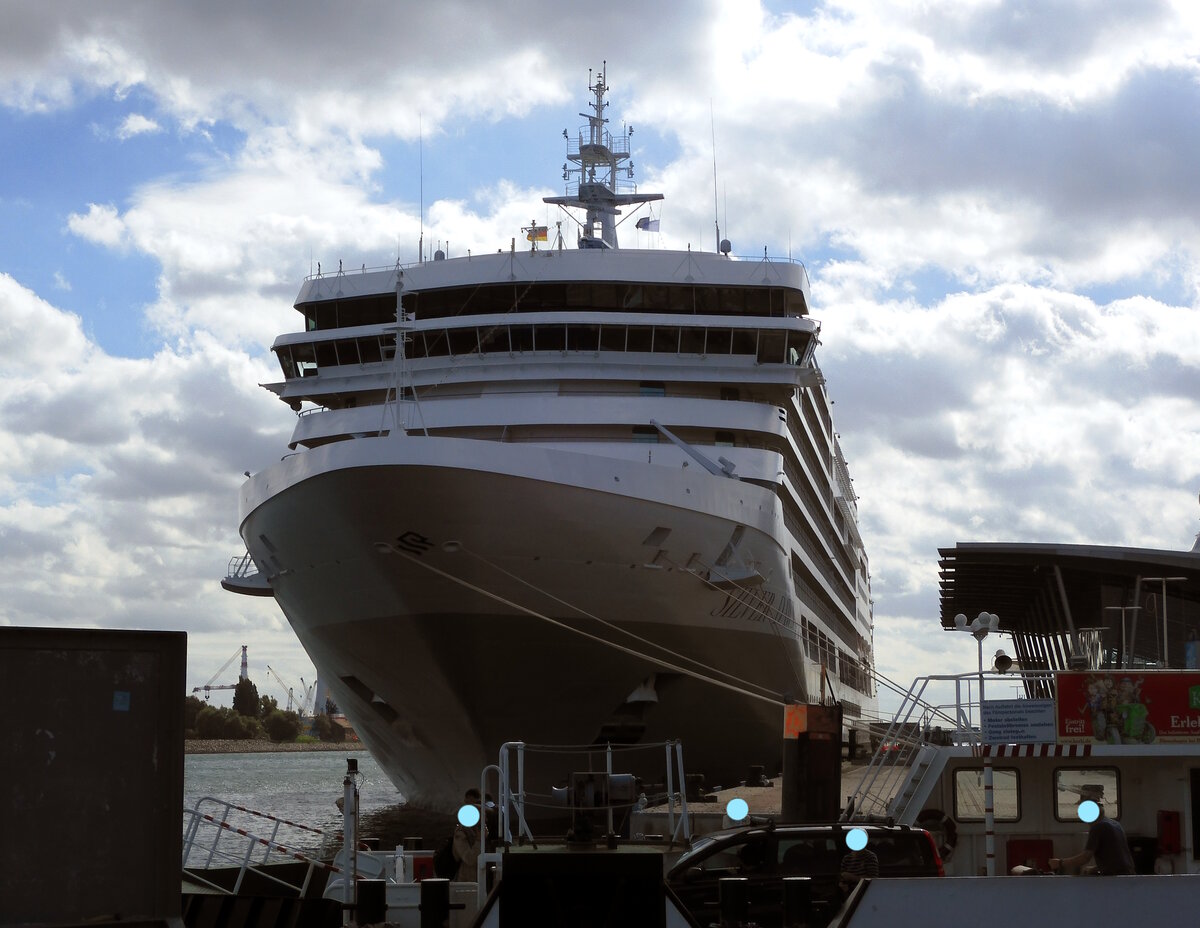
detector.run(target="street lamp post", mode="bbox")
[1143,577,1186,667]
[955,610,1000,876]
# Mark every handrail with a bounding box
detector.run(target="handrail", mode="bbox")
[224,553,260,582]
[843,670,1059,822]
[301,253,809,283]
[182,795,366,897]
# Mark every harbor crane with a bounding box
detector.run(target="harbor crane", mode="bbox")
[191,645,248,700]
[296,677,317,716]
[265,664,298,712]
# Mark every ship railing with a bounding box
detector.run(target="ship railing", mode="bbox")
[225,552,260,582]
[843,670,1059,824]
[476,739,691,910]
[182,795,351,896]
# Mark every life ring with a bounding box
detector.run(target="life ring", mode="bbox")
[916,809,957,862]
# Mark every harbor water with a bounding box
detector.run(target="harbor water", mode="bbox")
[184,750,455,860]
[185,751,401,843]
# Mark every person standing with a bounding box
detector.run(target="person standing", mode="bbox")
[453,788,485,882]
[1048,786,1134,875]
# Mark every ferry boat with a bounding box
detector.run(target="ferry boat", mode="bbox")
[223,66,875,807]
[836,538,1200,925]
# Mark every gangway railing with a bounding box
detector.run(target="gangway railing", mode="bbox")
[843,670,1058,824]
[182,796,357,896]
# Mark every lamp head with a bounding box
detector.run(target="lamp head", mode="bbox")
[969,611,1000,639]
[993,650,1014,673]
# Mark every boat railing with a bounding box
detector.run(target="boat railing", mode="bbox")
[475,739,691,909]
[844,670,1059,824]
[299,253,809,284]
[182,796,349,896]
[224,552,260,583]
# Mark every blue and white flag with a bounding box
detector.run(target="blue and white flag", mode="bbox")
[636,217,660,232]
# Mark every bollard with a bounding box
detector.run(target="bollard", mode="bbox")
[718,876,748,927]
[419,876,450,928]
[357,878,387,925]
[782,876,812,927]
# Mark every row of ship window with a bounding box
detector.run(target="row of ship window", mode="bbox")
[275,323,814,379]
[300,282,809,332]
[952,766,1122,823]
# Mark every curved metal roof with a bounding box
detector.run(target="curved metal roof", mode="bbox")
[938,541,1200,673]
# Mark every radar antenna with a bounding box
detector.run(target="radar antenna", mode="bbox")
[544,62,663,249]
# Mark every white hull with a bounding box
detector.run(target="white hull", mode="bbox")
[242,435,835,806]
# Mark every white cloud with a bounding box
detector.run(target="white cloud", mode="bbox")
[116,112,160,138]
[66,203,128,250]
[0,273,302,695]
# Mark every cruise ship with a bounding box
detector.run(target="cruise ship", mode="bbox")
[224,67,876,807]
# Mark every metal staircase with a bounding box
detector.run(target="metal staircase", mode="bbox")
[843,674,978,824]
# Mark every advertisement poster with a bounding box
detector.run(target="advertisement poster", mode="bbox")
[1056,670,1200,743]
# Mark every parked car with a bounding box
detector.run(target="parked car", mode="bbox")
[666,822,943,927]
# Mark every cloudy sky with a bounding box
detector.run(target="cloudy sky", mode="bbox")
[3,1,1198,715]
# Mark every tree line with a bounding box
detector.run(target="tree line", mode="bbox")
[185,677,346,743]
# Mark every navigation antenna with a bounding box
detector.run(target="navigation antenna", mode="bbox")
[711,99,720,254]
[419,113,424,263]
[544,63,663,249]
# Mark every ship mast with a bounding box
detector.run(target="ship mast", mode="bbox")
[544,62,662,249]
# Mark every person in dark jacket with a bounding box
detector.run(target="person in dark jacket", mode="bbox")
[1049,785,1135,875]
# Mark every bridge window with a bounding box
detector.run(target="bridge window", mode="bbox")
[509,326,533,352]
[627,326,653,352]
[335,340,360,365]
[315,341,338,368]
[732,329,758,356]
[680,326,705,354]
[360,336,382,364]
[757,330,786,364]
[568,324,599,352]
[600,326,626,351]
[707,329,732,355]
[535,323,566,352]
[654,326,680,353]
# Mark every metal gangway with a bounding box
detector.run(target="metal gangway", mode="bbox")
[182,795,349,897]
[842,670,1057,825]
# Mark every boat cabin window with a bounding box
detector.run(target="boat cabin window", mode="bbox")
[402,281,806,319]
[953,767,1021,821]
[632,426,659,443]
[1054,767,1121,821]
[300,293,397,331]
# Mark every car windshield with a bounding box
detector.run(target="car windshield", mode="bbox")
[672,835,720,869]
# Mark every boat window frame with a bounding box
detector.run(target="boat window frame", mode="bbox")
[952,766,1022,822]
[1052,766,1121,822]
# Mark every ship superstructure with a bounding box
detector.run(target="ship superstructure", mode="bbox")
[225,67,875,806]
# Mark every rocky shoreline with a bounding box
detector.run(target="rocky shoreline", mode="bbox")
[185,739,368,754]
